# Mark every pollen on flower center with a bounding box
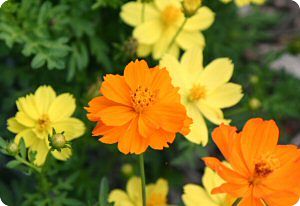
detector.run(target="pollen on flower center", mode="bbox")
[37,114,51,132]
[161,5,182,25]
[131,86,156,112]
[252,153,280,180]
[188,85,206,102]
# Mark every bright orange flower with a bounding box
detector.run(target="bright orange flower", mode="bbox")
[203,118,300,206]
[85,60,191,154]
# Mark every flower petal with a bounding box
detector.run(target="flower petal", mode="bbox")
[184,6,215,31]
[180,46,203,74]
[197,101,230,125]
[34,85,56,115]
[126,177,142,203]
[30,139,49,166]
[16,94,40,120]
[182,184,218,206]
[51,147,72,161]
[48,93,76,122]
[15,129,38,148]
[133,20,162,45]
[99,106,136,126]
[52,118,85,141]
[108,189,133,206]
[137,44,152,57]
[205,83,243,109]
[7,117,27,133]
[176,31,205,50]
[152,27,177,59]
[15,112,35,127]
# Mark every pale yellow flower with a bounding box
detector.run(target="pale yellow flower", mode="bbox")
[7,85,85,166]
[160,47,243,145]
[182,165,234,206]
[220,0,265,7]
[109,177,168,206]
[120,0,214,59]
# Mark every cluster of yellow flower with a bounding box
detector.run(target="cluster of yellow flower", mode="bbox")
[5,0,300,206]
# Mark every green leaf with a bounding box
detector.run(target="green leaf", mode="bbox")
[99,177,109,206]
[19,138,26,159]
[6,160,21,169]
[31,53,46,69]
[28,150,37,163]
[0,137,7,149]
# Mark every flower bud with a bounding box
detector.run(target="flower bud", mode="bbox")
[183,0,202,17]
[121,163,133,176]
[249,98,261,110]
[7,142,18,155]
[249,75,259,84]
[52,133,66,148]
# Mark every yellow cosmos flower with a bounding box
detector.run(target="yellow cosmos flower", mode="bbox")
[120,0,214,59]
[182,165,234,206]
[160,47,243,145]
[109,177,168,206]
[7,85,85,166]
[220,0,265,7]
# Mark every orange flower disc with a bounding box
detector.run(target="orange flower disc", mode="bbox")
[203,118,300,206]
[85,60,191,154]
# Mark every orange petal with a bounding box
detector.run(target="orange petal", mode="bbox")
[138,115,153,138]
[180,116,192,136]
[99,106,136,126]
[100,74,132,106]
[212,124,250,176]
[85,96,117,121]
[263,191,299,206]
[149,129,175,150]
[212,182,250,198]
[123,60,152,90]
[240,118,279,172]
[239,195,265,206]
[202,157,247,184]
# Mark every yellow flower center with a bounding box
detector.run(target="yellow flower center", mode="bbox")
[147,194,167,206]
[161,5,182,25]
[187,85,206,102]
[37,114,51,132]
[250,153,280,185]
[131,86,156,112]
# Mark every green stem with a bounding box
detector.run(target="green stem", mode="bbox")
[15,155,41,173]
[139,154,146,206]
[166,18,188,52]
[232,198,242,206]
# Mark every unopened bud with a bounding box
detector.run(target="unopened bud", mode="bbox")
[52,133,66,148]
[249,75,259,84]
[249,98,261,110]
[121,163,133,176]
[7,142,18,155]
[183,0,202,17]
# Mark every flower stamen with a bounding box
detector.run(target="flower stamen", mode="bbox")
[188,85,206,102]
[131,86,156,112]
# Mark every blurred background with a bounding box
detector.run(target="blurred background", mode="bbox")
[0,0,299,205]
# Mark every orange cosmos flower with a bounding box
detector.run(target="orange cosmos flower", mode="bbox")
[85,60,191,154]
[203,118,300,206]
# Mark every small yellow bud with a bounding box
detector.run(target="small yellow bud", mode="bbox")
[7,142,18,155]
[249,98,262,110]
[183,0,202,17]
[121,163,133,176]
[249,75,259,84]
[52,133,66,149]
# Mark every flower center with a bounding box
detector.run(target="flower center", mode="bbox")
[147,194,167,206]
[131,86,156,112]
[161,5,182,25]
[37,114,51,132]
[250,153,280,185]
[187,85,206,102]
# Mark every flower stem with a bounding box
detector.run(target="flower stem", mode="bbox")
[167,18,188,52]
[232,198,242,206]
[15,155,41,173]
[139,154,146,206]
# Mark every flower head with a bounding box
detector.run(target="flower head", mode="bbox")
[120,0,214,59]
[183,163,234,206]
[7,85,85,166]
[108,176,168,206]
[220,0,265,7]
[203,118,300,205]
[85,60,190,154]
[160,47,243,145]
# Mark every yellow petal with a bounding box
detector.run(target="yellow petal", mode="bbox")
[197,101,230,125]
[16,95,40,120]
[30,139,49,166]
[160,54,189,89]
[126,177,142,203]
[152,27,177,59]
[167,43,180,59]
[120,2,159,27]
[154,0,181,11]
[35,85,56,115]
[184,6,215,31]
[251,0,265,4]
[148,179,168,198]
[108,189,133,206]
[15,112,35,127]
[51,118,85,141]
[220,0,232,3]
[185,105,208,145]
[182,184,218,206]
[202,166,227,204]
[205,83,243,109]
[48,93,76,122]
[235,0,250,7]
[14,129,38,148]
[180,46,203,74]
[176,31,205,50]
[51,147,72,161]
[7,117,27,133]
[198,58,234,92]
[133,20,163,45]
[137,44,152,57]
